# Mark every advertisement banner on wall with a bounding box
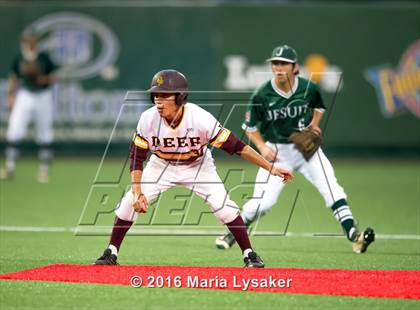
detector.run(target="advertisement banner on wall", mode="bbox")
[365,40,420,119]
[0,4,419,150]
[0,12,145,143]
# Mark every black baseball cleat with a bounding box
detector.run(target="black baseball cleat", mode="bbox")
[244,251,265,268]
[94,248,118,265]
[352,227,375,254]
[215,232,236,249]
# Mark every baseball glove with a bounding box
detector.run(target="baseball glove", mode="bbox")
[288,129,323,161]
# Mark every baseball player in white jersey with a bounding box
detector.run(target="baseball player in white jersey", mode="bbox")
[94,69,294,267]
[1,32,57,183]
[216,45,375,254]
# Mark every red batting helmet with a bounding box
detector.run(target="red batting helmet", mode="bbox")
[148,69,188,106]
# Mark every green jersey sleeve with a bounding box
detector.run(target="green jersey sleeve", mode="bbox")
[308,83,327,112]
[241,92,264,132]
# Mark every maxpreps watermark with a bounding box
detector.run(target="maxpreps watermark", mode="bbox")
[130,274,292,291]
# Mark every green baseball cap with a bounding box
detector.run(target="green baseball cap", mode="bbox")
[266,45,298,63]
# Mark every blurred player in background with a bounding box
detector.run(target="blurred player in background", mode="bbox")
[1,31,58,183]
[94,69,293,267]
[216,45,375,254]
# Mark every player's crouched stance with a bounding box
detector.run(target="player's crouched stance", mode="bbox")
[94,70,293,268]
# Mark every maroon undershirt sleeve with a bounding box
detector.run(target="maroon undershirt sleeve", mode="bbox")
[128,142,149,172]
[219,132,247,155]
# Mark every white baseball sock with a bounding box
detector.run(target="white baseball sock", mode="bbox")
[108,244,118,256]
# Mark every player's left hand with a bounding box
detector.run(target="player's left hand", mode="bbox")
[307,125,322,136]
[7,95,15,112]
[36,74,58,86]
[132,193,149,213]
[270,166,294,183]
[36,75,49,86]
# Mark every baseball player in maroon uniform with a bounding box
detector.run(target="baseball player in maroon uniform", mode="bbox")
[94,69,293,267]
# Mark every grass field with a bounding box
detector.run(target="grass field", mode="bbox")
[0,157,419,309]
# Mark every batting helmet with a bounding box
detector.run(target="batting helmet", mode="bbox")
[148,69,188,106]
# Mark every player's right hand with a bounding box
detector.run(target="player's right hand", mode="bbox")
[307,124,322,136]
[7,96,15,112]
[132,193,148,213]
[260,145,277,162]
[271,166,294,184]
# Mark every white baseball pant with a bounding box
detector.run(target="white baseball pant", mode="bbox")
[6,88,53,144]
[242,142,347,222]
[115,155,240,224]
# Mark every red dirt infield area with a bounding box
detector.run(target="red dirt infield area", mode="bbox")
[1,264,419,299]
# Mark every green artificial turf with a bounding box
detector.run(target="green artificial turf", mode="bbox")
[1,280,420,310]
[0,158,419,309]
